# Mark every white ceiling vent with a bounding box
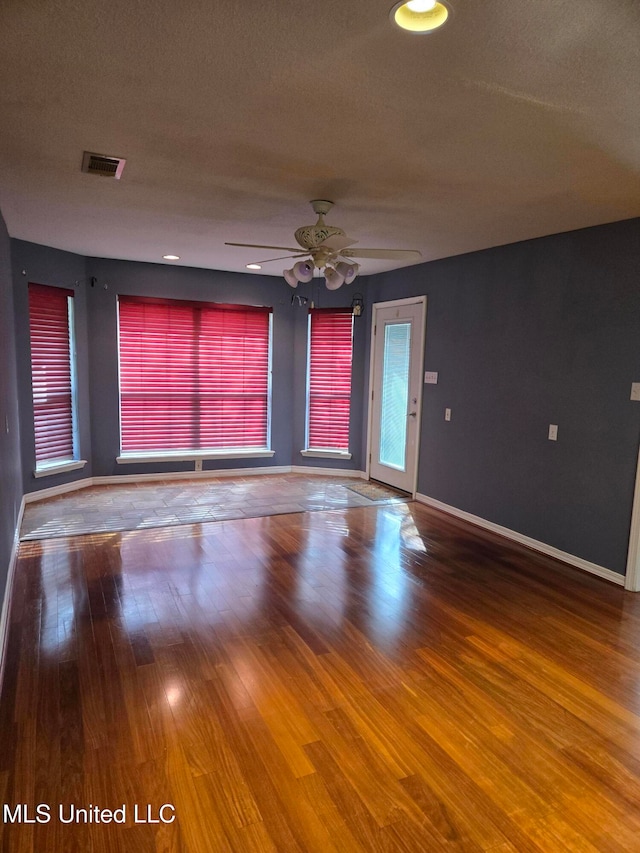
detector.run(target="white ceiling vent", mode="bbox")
[81,151,126,179]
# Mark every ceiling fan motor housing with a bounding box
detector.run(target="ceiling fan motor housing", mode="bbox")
[294,222,345,251]
[295,198,345,251]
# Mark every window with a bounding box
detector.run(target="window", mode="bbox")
[306,308,354,453]
[117,296,272,455]
[28,283,78,469]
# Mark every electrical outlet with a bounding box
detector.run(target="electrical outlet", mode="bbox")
[548,424,558,441]
[445,408,451,421]
[631,383,640,401]
[194,459,203,472]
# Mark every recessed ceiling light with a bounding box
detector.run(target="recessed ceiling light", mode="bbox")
[246,263,262,270]
[407,0,436,10]
[163,254,180,260]
[390,0,450,33]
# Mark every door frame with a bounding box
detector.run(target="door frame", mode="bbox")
[366,296,427,497]
[625,443,640,591]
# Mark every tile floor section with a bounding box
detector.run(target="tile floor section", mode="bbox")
[20,474,410,541]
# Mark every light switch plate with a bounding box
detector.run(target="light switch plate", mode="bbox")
[425,371,438,384]
[548,424,558,441]
[631,383,640,401]
[445,408,451,421]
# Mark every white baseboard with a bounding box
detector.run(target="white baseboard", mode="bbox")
[415,493,625,587]
[22,465,367,503]
[23,477,94,503]
[0,495,25,690]
[18,476,622,587]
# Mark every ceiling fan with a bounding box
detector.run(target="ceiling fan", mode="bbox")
[225,200,422,290]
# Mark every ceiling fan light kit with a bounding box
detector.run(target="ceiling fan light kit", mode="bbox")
[283,269,298,288]
[284,260,314,288]
[225,200,421,290]
[324,266,347,290]
[335,261,358,285]
[390,0,450,33]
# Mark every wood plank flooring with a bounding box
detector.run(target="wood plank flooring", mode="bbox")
[2,498,640,851]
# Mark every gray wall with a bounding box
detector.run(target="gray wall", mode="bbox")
[0,212,22,614]
[12,241,92,494]
[84,258,365,476]
[371,218,640,575]
[6,217,640,577]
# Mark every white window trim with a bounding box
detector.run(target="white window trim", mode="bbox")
[34,459,87,479]
[117,449,275,464]
[67,295,81,461]
[116,298,274,461]
[29,286,81,472]
[300,449,352,460]
[305,311,354,457]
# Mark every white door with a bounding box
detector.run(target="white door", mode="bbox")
[368,298,426,494]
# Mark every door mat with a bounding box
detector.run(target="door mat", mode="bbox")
[345,481,410,503]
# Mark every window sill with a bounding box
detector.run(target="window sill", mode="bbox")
[34,459,87,479]
[300,449,352,460]
[117,449,276,464]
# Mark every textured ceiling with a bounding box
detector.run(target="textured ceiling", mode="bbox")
[1,0,639,277]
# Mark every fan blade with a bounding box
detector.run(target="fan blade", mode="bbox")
[225,242,302,252]
[252,253,309,264]
[321,234,358,252]
[340,248,422,260]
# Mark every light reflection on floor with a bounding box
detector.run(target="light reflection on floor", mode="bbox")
[26,498,429,661]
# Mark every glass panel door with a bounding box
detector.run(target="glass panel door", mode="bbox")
[379,323,411,470]
[369,299,426,494]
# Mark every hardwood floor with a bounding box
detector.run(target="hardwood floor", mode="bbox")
[2,498,640,851]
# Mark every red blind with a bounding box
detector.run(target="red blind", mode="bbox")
[28,283,75,464]
[118,297,271,452]
[308,308,353,451]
